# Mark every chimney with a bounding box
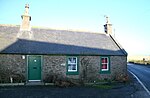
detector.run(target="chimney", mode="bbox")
[104,16,112,35]
[20,4,31,31]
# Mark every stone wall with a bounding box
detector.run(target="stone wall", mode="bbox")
[0,54,26,83]
[0,54,127,83]
[79,56,127,81]
[110,56,127,80]
[43,56,66,82]
[43,55,127,82]
[79,56,100,82]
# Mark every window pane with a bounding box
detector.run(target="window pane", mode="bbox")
[72,58,76,63]
[102,58,108,63]
[68,64,77,71]
[68,57,77,64]
[68,58,71,64]
[68,64,72,70]
[102,64,107,69]
[105,58,107,63]
[102,58,105,63]
[72,64,76,70]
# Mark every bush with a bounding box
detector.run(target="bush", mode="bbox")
[0,68,25,83]
[11,74,25,83]
[43,75,57,83]
[115,73,129,83]
[54,79,73,87]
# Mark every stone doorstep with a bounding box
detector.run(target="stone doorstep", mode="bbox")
[25,82,55,86]
[25,81,44,86]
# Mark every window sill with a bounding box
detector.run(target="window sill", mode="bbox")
[66,71,79,75]
[100,71,111,74]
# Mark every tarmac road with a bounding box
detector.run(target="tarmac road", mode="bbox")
[128,63,150,92]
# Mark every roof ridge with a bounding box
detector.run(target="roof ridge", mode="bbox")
[32,26,105,34]
[0,24,20,27]
[0,24,105,34]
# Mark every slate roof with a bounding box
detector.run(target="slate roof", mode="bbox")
[0,25,127,56]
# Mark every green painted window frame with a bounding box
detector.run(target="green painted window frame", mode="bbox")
[66,56,79,75]
[100,56,111,74]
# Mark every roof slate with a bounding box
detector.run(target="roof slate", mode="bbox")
[0,25,127,55]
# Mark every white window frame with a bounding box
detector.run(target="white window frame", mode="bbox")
[101,57,109,71]
[67,57,78,72]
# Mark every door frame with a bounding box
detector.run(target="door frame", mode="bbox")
[27,55,43,82]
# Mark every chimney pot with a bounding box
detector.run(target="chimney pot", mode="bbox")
[104,16,112,35]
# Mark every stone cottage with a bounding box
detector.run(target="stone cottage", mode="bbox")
[0,4,127,83]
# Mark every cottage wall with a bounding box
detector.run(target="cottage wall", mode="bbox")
[0,54,26,83]
[43,56,66,82]
[79,56,127,81]
[43,55,128,82]
[110,56,127,79]
[0,54,127,83]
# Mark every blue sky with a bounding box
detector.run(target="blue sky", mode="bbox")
[0,0,150,56]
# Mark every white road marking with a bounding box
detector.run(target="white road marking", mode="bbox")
[128,70,150,96]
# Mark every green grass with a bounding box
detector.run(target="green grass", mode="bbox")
[85,80,116,89]
[129,60,150,65]
[92,84,113,89]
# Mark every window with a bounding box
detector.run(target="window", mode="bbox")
[68,57,77,72]
[100,57,110,74]
[66,57,79,75]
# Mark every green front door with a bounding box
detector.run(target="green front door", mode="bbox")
[28,55,41,80]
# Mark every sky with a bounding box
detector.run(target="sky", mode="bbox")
[0,0,150,56]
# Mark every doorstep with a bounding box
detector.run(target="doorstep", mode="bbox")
[25,81,44,86]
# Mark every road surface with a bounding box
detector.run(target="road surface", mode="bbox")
[128,63,150,91]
